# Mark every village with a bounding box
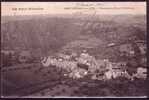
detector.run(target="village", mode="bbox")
[1,40,147,82]
[1,42,147,97]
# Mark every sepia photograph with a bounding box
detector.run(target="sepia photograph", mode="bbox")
[1,2,147,98]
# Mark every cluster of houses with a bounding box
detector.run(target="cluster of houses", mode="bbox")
[41,50,147,81]
[1,41,146,81]
[1,49,39,67]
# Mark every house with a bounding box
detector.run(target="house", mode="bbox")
[133,67,147,79]
[57,53,71,60]
[18,50,32,63]
[1,50,16,66]
[119,43,135,57]
[119,44,133,54]
[136,42,146,55]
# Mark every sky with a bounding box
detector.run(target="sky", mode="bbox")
[1,2,146,16]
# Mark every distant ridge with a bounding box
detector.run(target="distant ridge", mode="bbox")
[1,14,146,24]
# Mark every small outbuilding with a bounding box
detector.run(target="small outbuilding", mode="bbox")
[18,50,32,63]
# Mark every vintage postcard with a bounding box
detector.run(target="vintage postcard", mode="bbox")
[1,2,147,98]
